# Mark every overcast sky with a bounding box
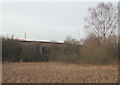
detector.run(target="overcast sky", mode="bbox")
[1,2,98,42]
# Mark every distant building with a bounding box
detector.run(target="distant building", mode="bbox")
[16,39,63,57]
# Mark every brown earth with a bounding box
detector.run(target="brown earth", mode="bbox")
[2,62,118,83]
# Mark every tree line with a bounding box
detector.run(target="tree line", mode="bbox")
[2,34,118,64]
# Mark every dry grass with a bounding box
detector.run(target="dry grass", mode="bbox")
[2,62,118,83]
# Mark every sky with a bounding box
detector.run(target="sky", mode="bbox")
[1,2,98,42]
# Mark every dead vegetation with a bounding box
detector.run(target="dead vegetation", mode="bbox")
[2,62,118,83]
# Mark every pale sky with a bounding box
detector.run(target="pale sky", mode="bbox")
[1,2,98,42]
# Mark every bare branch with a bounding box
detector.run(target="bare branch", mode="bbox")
[85,2,118,43]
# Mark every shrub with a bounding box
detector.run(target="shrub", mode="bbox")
[2,37,22,62]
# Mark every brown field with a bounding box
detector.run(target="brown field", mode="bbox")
[2,62,118,83]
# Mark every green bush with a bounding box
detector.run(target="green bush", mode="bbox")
[2,37,22,62]
[49,42,81,63]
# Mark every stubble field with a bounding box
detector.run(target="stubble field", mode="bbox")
[2,62,118,83]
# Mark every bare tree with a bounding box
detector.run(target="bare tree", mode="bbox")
[64,35,80,45]
[85,2,118,44]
